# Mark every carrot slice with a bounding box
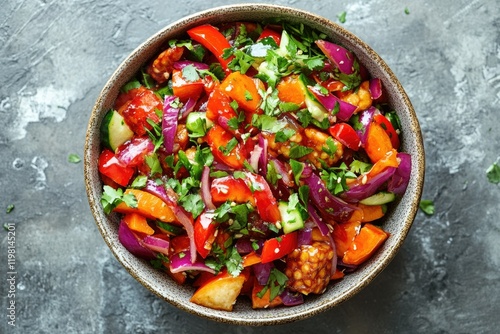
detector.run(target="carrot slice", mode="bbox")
[342,223,389,265]
[114,189,176,223]
[331,221,361,258]
[242,251,262,267]
[364,121,394,163]
[276,74,306,107]
[122,212,154,235]
[358,203,385,222]
[219,72,262,112]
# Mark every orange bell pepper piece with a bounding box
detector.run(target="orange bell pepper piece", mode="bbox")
[219,71,262,112]
[331,221,361,258]
[114,189,176,223]
[364,121,394,163]
[342,223,389,266]
[276,74,306,108]
[122,212,154,235]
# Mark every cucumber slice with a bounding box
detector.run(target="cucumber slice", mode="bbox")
[185,112,213,136]
[156,221,184,236]
[278,201,305,234]
[298,73,328,122]
[359,191,396,205]
[100,109,134,151]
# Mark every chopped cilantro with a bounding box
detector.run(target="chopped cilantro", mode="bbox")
[145,118,164,152]
[179,193,204,219]
[219,138,239,156]
[289,144,314,159]
[337,11,347,23]
[187,117,209,138]
[322,137,338,155]
[130,175,148,189]
[266,161,281,187]
[486,162,500,184]
[252,114,287,133]
[419,200,435,215]
[68,153,81,164]
[6,204,14,214]
[321,163,357,195]
[101,186,137,215]
[145,153,163,176]
[404,7,410,15]
[121,79,141,93]
[275,128,296,143]
[181,64,200,82]
[257,268,288,301]
[350,160,372,174]
[289,159,304,185]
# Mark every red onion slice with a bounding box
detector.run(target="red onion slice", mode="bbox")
[163,95,180,155]
[316,40,355,74]
[201,166,216,210]
[118,220,156,260]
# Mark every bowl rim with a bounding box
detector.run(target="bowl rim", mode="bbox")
[84,3,425,326]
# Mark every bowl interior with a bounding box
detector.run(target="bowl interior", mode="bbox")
[84,3,424,325]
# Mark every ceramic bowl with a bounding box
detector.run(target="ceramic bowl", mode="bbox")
[84,3,425,325]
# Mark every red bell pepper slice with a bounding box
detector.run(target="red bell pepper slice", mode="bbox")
[206,88,238,125]
[98,149,135,187]
[117,87,162,136]
[243,172,281,223]
[205,124,247,169]
[194,211,217,259]
[187,24,233,71]
[257,27,281,46]
[171,69,204,102]
[373,114,400,149]
[260,232,298,263]
[329,123,361,151]
[210,175,256,206]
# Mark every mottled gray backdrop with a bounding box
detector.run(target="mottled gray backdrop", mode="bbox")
[1,0,499,333]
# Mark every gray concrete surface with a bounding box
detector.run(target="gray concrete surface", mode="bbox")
[1,0,499,333]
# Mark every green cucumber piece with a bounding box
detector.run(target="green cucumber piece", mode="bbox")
[156,221,184,236]
[100,109,134,151]
[359,191,396,206]
[185,112,213,135]
[298,73,328,122]
[278,201,305,234]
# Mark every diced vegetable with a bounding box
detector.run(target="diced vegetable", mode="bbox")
[100,109,134,151]
[342,223,389,265]
[359,191,396,205]
[278,201,304,234]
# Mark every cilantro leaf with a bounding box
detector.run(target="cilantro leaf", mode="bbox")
[179,193,204,219]
[130,175,148,189]
[289,159,304,185]
[182,64,200,82]
[337,11,347,23]
[219,137,239,156]
[257,268,288,301]
[68,153,81,164]
[6,204,14,214]
[486,162,500,184]
[100,186,137,215]
[419,199,435,215]
[289,144,313,159]
[275,128,296,143]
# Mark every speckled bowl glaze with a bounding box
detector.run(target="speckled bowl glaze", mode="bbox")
[84,3,424,326]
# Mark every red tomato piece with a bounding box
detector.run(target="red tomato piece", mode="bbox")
[205,124,246,169]
[210,176,255,206]
[260,232,298,263]
[194,211,217,259]
[98,149,135,187]
[257,27,282,45]
[187,24,233,71]
[243,172,281,223]
[373,114,400,149]
[118,87,162,136]
[171,69,205,102]
[170,235,191,255]
[206,88,238,125]
[329,123,361,151]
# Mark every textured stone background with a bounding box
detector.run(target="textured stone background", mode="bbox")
[1,0,500,333]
